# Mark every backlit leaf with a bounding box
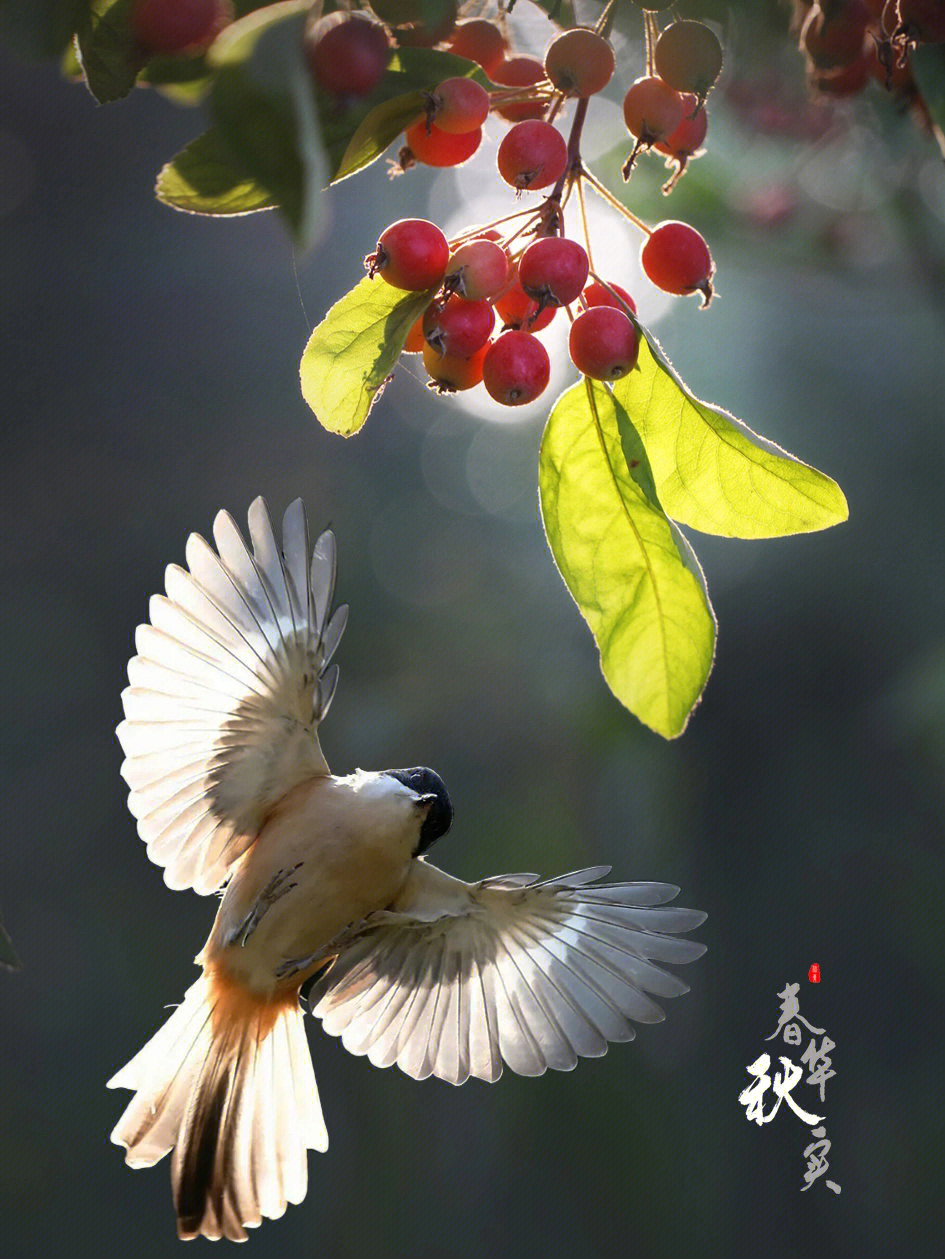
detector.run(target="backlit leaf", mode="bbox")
[612,330,848,538]
[300,276,434,436]
[156,129,277,215]
[540,379,716,738]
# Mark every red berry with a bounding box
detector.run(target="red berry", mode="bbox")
[423,294,495,358]
[491,56,548,122]
[483,332,551,406]
[367,218,449,291]
[654,20,724,100]
[582,281,636,315]
[444,239,510,301]
[429,77,490,133]
[404,119,482,166]
[800,3,869,68]
[569,307,639,381]
[544,28,615,97]
[622,76,687,175]
[518,237,589,309]
[403,314,427,354]
[641,220,714,305]
[494,273,557,332]
[654,93,708,191]
[809,51,872,96]
[497,120,568,191]
[655,94,708,159]
[305,12,391,97]
[447,19,507,74]
[423,340,490,393]
[131,0,232,54]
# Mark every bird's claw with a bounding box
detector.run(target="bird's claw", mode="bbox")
[225,862,304,948]
[274,953,319,980]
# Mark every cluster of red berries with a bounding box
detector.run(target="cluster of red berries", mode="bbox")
[794,0,945,100]
[132,3,720,408]
[318,7,720,406]
[364,213,713,406]
[621,18,722,190]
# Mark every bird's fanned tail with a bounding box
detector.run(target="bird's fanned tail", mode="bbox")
[108,975,327,1241]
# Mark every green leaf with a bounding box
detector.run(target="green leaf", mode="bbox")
[208,3,326,249]
[75,0,146,103]
[208,0,309,65]
[540,379,716,739]
[334,90,425,182]
[300,276,434,436]
[138,50,214,99]
[61,37,84,80]
[156,129,278,215]
[322,46,491,181]
[612,329,848,539]
[0,915,20,972]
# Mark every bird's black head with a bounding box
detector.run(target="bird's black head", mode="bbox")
[383,766,453,855]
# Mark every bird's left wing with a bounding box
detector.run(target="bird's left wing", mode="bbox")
[117,498,347,895]
[310,860,705,1085]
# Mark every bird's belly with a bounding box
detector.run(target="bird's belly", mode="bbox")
[248,842,406,966]
[206,783,414,994]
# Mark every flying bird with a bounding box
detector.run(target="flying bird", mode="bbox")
[109,498,706,1241]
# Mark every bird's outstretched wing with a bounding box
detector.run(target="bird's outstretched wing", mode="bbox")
[311,860,705,1084]
[117,498,347,895]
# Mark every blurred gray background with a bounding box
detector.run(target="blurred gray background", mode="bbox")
[1,21,942,1259]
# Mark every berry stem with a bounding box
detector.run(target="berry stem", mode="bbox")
[544,95,565,125]
[502,212,544,250]
[447,205,543,247]
[595,0,617,41]
[548,95,589,206]
[488,86,555,107]
[577,177,595,275]
[588,269,641,324]
[644,11,658,78]
[581,168,652,235]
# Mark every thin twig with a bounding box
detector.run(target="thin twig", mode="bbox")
[581,167,652,234]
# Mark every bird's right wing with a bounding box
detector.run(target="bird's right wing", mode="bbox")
[117,498,347,895]
[311,860,706,1085]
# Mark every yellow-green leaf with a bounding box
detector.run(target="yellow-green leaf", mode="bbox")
[540,379,716,738]
[613,330,848,539]
[300,276,434,436]
[335,90,425,183]
[156,129,277,215]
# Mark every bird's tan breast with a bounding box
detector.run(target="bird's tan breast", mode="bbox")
[204,775,417,993]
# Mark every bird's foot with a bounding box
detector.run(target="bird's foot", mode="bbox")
[274,952,320,980]
[224,862,304,948]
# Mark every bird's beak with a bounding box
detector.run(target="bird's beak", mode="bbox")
[414,793,438,812]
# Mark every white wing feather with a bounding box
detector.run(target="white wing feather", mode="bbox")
[311,861,706,1085]
[117,498,346,895]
